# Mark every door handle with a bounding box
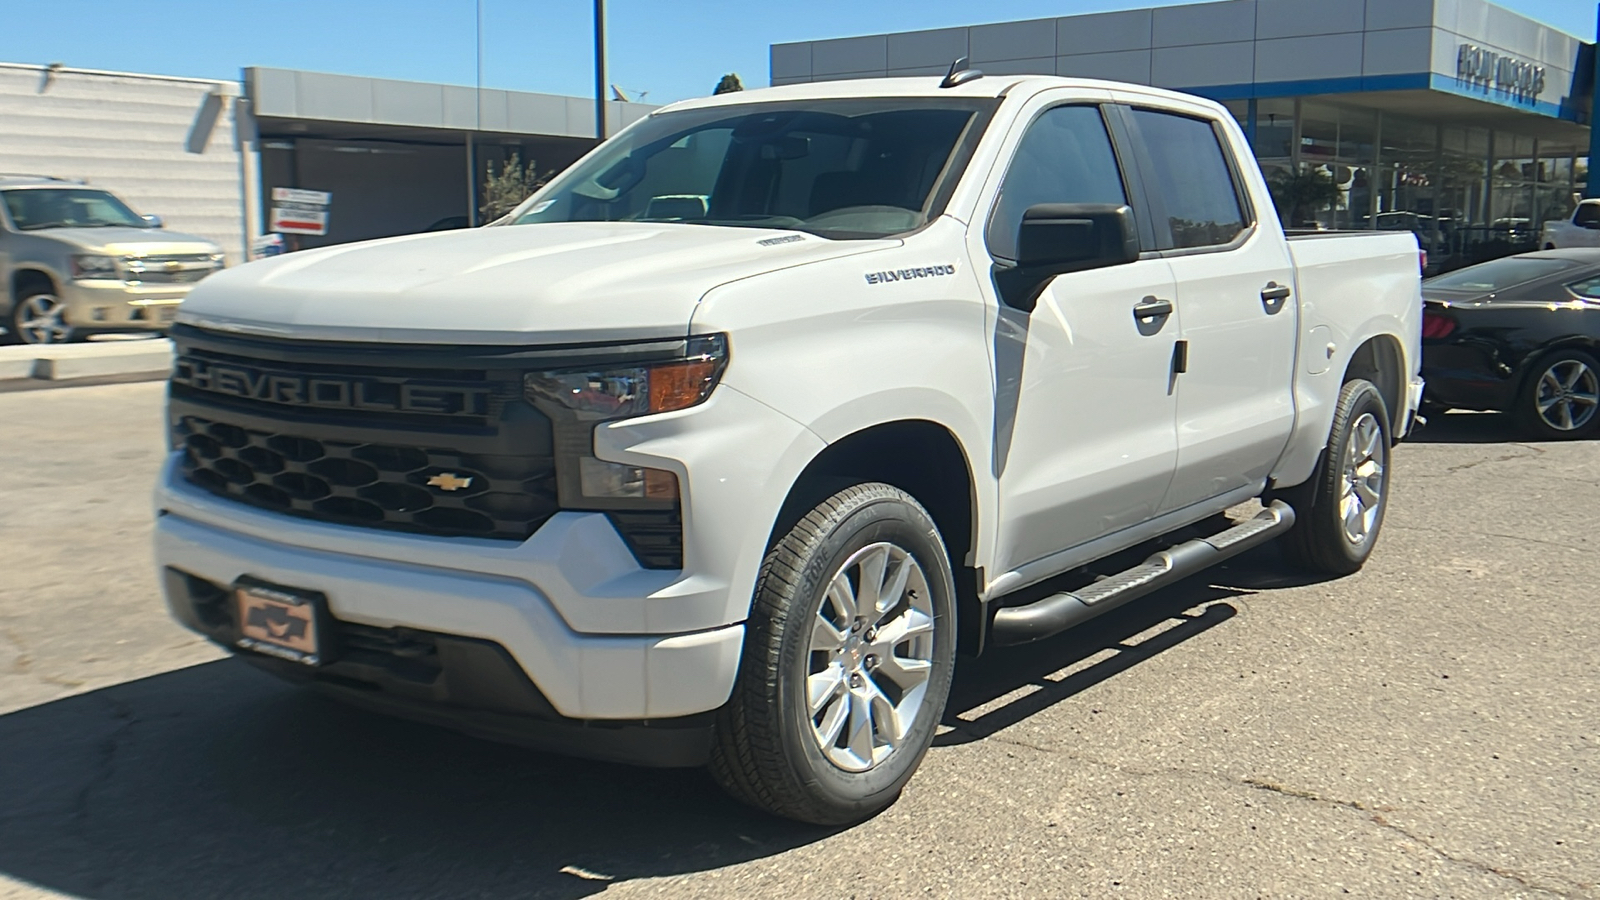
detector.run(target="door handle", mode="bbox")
[1261,282,1292,313]
[1132,297,1173,320]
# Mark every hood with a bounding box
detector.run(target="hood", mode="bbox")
[178,222,895,344]
[37,226,221,255]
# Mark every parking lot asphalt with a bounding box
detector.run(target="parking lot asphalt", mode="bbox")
[0,381,1595,900]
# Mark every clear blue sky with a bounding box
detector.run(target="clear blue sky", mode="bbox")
[0,0,1592,106]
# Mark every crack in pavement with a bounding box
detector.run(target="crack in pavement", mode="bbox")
[962,730,1593,899]
[1443,448,1546,474]
[0,626,32,676]
[70,694,138,845]
[1387,523,1592,554]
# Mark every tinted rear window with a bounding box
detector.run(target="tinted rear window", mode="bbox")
[1425,257,1583,292]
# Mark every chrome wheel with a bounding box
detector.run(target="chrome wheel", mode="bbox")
[806,541,935,773]
[1339,411,1385,545]
[15,293,70,344]
[1535,359,1599,432]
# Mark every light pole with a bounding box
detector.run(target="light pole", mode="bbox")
[1589,2,1599,197]
[594,0,607,140]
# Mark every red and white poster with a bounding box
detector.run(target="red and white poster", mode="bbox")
[269,187,331,235]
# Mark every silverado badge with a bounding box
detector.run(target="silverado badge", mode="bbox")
[426,472,474,491]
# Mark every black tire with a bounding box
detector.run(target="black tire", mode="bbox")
[709,482,957,825]
[1513,349,1600,441]
[1278,378,1392,576]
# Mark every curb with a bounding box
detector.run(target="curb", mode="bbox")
[0,339,173,385]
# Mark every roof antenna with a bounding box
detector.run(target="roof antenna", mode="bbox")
[939,56,983,88]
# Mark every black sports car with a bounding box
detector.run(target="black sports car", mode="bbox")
[1422,248,1600,439]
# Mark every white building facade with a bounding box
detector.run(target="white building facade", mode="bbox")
[771,0,1593,272]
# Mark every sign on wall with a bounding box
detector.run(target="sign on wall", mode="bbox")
[1456,44,1546,102]
[268,187,331,235]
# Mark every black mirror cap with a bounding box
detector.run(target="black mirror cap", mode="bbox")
[1015,203,1139,271]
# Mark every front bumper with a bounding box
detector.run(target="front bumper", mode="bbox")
[61,279,195,330]
[155,497,744,725]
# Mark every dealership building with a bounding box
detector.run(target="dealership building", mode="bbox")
[0,62,652,262]
[772,0,1594,270]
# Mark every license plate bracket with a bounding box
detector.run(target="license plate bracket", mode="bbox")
[233,580,330,666]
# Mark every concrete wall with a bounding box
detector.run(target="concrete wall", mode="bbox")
[0,63,246,262]
[771,0,1585,115]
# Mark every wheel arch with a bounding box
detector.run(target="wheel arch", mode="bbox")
[770,419,985,655]
[1343,333,1406,435]
[10,267,57,310]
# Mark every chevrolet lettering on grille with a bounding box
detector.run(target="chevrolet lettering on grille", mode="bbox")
[172,356,492,416]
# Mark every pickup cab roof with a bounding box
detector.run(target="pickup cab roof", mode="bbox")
[657,74,1223,115]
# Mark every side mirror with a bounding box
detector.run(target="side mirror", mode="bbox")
[998,203,1140,311]
[142,214,164,229]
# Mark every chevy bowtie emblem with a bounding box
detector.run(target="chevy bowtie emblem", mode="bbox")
[426,472,473,491]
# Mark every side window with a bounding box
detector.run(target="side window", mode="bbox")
[1574,204,1600,227]
[986,105,1126,262]
[1569,276,1600,300]
[1129,109,1248,250]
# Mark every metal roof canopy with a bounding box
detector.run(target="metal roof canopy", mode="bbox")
[244,67,654,140]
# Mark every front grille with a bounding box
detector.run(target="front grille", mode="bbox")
[167,324,683,566]
[126,254,217,284]
[177,414,557,540]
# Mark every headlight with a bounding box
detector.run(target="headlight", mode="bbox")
[70,255,120,280]
[523,334,727,508]
[523,334,727,419]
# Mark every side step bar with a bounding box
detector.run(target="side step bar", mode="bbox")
[989,500,1296,647]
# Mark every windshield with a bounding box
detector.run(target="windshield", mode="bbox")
[2,188,145,231]
[509,98,996,239]
[1425,256,1584,292]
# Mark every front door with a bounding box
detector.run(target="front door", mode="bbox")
[973,101,1182,579]
[1118,105,1298,513]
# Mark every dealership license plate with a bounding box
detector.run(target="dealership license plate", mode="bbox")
[235,583,323,666]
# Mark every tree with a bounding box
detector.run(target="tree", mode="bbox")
[713,73,744,95]
[1268,167,1343,228]
[479,152,547,223]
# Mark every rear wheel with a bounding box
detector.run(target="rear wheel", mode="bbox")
[1278,378,1392,575]
[1515,349,1600,440]
[710,483,956,825]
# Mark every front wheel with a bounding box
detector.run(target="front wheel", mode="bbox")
[9,289,75,345]
[1278,378,1392,575]
[710,483,956,825]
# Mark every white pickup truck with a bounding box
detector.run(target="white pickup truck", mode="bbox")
[154,70,1423,825]
[1540,199,1600,249]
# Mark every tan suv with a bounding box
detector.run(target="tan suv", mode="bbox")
[1,175,225,344]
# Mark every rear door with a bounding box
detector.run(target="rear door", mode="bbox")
[969,97,1181,577]
[1115,102,1298,513]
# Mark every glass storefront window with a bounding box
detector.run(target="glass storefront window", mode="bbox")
[1289,101,1377,230]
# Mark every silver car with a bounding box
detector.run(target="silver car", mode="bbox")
[0,175,225,344]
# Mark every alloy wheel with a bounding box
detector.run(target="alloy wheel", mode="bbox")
[1535,360,1599,432]
[806,541,936,773]
[1339,411,1385,545]
[16,294,70,344]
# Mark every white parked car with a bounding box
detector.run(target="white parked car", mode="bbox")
[1541,199,1600,249]
[154,70,1423,824]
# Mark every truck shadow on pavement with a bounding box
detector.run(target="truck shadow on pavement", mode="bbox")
[938,542,1316,745]
[0,660,834,900]
[0,545,1317,900]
